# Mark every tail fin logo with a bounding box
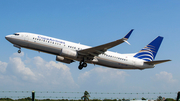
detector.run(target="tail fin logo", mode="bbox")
[134,36,163,61]
[134,45,157,61]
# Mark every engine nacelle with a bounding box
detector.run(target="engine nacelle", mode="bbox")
[56,56,74,64]
[60,48,77,59]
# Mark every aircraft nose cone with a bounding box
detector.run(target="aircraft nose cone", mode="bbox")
[5,35,9,40]
[5,35,12,41]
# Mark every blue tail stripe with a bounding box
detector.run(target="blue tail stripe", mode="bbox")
[135,55,153,61]
[135,51,154,56]
[134,36,163,61]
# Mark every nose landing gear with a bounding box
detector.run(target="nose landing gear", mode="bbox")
[18,49,21,53]
[13,44,21,54]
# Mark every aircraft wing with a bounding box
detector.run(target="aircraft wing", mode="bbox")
[78,29,134,57]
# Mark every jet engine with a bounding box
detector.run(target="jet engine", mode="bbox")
[60,48,78,59]
[56,56,74,64]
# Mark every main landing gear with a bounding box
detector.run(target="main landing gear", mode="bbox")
[78,60,87,70]
[13,44,21,53]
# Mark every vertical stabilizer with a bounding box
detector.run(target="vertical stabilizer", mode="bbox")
[134,36,163,61]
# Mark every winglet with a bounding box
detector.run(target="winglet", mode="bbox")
[123,29,134,45]
[124,29,134,39]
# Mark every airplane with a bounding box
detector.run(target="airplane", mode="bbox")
[5,29,171,70]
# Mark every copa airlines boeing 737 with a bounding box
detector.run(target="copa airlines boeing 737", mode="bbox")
[5,29,171,70]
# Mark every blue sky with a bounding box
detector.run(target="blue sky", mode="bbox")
[0,0,180,99]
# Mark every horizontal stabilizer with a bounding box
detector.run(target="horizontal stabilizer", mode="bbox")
[144,60,171,65]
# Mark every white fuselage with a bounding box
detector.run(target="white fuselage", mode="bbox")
[5,32,154,70]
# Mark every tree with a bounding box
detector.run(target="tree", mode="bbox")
[141,97,146,100]
[157,96,163,101]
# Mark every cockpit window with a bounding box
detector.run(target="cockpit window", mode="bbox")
[14,33,19,36]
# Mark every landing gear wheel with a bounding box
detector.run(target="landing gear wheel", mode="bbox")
[78,65,83,70]
[18,50,21,53]
[78,60,87,70]
[82,63,87,67]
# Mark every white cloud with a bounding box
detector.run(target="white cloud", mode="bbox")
[154,71,177,83]
[7,57,37,81]
[12,51,24,57]
[32,56,79,89]
[0,61,7,73]
[0,53,79,91]
[78,67,129,86]
[1,52,178,94]
[151,71,178,91]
